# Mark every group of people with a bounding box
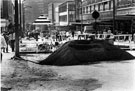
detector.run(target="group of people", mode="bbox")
[1,31,16,60]
[55,31,75,42]
[1,22,16,61]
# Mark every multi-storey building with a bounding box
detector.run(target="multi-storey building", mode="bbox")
[58,1,75,31]
[1,0,14,32]
[78,0,135,33]
[48,3,61,25]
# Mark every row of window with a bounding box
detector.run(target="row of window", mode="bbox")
[59,3,75,13]
[82,0,135,14]
[59,12,75,22]
[81,0,113,14]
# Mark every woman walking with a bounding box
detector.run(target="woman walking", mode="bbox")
[1,33,7,61]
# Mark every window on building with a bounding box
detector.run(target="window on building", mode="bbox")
[91,5,94,12]
[98,4,100,11]
[68,4,75,11]
[79,7,82,14]
[69,11,75,22]
[117,0,133,7]
[86,6,88,13]
[94,5,96,10]
[95,4,98,11]
[59,15,67,22]
[109,1,111,10]
[59,3,67,13]
[100,3,103,11]
[83,7,85,14]
[111,1,113,9]
[89,6,91,13]
[104,1,109,10]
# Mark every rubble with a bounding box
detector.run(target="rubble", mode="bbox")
[39,40,135,66]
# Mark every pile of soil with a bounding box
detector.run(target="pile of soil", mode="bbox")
[39,40,134,66]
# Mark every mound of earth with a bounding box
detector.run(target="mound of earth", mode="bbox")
[39,40,134,66]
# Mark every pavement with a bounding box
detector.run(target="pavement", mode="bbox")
[1,46,135,91]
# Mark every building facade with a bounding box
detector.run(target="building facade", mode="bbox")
[58,1,75,31]
[1,0,14,32]
[48,3,61,25]
[78,0,135,33]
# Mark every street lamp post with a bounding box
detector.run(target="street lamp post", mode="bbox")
[80,0,83,34]
[22,3,25,36]
[14,0,20,58]
[113,0,116,34]
[19,0,22,34]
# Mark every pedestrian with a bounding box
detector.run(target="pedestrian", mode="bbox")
[71,31,75,39]
[56,32,59,41]
[78,31,81,40]
[106,29,114,44]
[9,32,15,52]
[1,33,7,61]
[103,29,107,39]
[3,32,9,53]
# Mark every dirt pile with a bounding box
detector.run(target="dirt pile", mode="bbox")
[39,40,134,66]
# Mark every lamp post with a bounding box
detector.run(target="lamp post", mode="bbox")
[113,0,116,34]
[14,0,20,58]
[80,0,83,34]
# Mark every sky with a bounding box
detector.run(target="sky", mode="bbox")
[23,0,73,23]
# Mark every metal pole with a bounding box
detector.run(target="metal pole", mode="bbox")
[23,3,25,36]
[15,0,20,57]
[113,0,116,34]
[131,18,134,41]
[81,1,83,34]
[19,0,22,36]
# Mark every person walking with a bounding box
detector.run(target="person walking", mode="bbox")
[71,31,75,39]
[3,32,9,53]
[1,33,7,61]
[9,32,15,52]
[106,29,114,44]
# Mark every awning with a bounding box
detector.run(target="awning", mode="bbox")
[0,19,8,27]
[71,22,90,26]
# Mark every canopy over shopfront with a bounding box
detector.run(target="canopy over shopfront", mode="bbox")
[0,19,9,32]
[0,19,8,27]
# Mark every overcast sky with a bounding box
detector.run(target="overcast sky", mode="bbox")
[23,0,73,23]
